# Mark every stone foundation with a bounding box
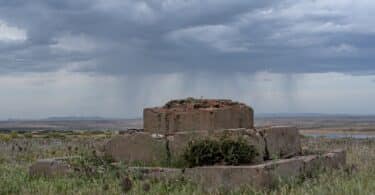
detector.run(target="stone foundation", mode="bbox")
[30,149,346,192]
[103,126,302,165]
[127,167,183,181]
[123,150,347,192]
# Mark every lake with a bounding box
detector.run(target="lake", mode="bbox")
[303,133,375,139]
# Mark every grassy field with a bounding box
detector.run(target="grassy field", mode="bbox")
[0,132,374,195]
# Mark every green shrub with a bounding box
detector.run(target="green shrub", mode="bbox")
[68,153,115,177]
[221,139,258,165]
[183,139,222,167]
[105,131,112,139]
[44,132,66,139]
[0,134,11,142]
[10,131,19,139]
[183,138,258,167]
[24,133,32,138]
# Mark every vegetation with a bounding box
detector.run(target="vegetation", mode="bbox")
[221,139,258,165]
[183,138,258,167]
[0,131,374,194]
[67,154,115,178]
[183,139,222,167]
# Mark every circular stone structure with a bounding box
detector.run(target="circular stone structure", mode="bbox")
[143,98,254,134]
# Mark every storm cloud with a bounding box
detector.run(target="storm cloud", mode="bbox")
[0,0,375,118]
[0,0,374,75]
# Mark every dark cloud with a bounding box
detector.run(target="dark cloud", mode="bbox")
[0,0,375,76]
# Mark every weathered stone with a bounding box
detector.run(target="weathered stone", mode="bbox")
[254,157,304,184]
[167,129,266,164]
[109,149,345,192]
[128,167,183,181]
[289,149,346,178]
[29,158,72,177]
[258,126,302,159]
[320,149,346,169]
[104,132,168,165]
[184,165,271,192]
[107,126,302,166]
[297,155,322,177]
[184,149,346,192]
[144,98,254,134]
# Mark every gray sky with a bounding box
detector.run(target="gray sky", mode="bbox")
[0,0,375,119]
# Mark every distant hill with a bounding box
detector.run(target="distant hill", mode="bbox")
[0,118,142,132]
[44,116,108,121]
[255,113,367,118]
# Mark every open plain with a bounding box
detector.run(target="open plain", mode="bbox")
[0,115,374,194]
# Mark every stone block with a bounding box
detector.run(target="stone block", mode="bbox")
[143,108,165,134]
[297,155,322,177]
[320,149,346,169]
[128,167,183,181]
[29,158,72,177]
[292,149,346,178]
[258,126,302,159]
[119,149,346,193]
[144,99,254,134]
[167,129,266,164]
[184,157,305,192]
[104,132,168,165]
[254,157,304,184]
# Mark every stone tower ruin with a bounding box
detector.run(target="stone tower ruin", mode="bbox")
[105,98,302,164]
[144,98,254,133]
[30,98,346,192]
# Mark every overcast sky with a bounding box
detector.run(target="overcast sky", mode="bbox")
[0,0,375,119]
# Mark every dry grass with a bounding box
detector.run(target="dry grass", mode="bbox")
[0,132,374,195]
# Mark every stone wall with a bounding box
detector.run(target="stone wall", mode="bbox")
[104,127,302,165]
[184,150,346,192]
[144,98,254,134]
[30,149,346,192]
[104,132,168,164]
[116,150,345,193]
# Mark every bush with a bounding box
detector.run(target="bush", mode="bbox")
[0,134,11,142]
[68,153,115,177]
[183,138,258,167]
[183,139,222,167]
[44,132,66,139]
[24,133,32,138]
[10,132,19,139]
[221,139,258,165]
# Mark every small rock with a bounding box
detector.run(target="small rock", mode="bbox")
[29,158,72,177]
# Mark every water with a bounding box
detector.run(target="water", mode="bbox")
[303,133,375,139]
